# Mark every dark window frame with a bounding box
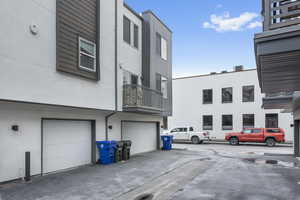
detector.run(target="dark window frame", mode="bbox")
[243,85,255,102]
[203,89,213,104]
[203,115,213,130]
[123,16,131,44]
[156,33,162,57]
[222,115,233,130]
[133,24,139,49]
[243,114,255,129]
[222,87,233,103]
[156,73,162,92]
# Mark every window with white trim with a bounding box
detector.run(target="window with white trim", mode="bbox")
[78,37,96,72]
[156,33,168,60]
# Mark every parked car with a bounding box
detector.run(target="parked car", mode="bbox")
[165,127,210,144]
[225,128,285,147]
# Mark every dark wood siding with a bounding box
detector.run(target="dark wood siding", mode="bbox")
[56,0,99,80]
[259,50,300,93]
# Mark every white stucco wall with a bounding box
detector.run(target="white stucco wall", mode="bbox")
[0,101,110,183]
[169,69,294,141]
[0,0,116,110]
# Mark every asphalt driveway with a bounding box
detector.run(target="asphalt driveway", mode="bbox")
[1,144,300,200]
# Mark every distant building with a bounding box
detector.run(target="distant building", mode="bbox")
[169,68,293,141]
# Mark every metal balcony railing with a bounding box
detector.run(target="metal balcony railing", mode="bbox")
[263,0,300,31]
[123,84,163,113]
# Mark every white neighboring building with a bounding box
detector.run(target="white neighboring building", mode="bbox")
[169,68,293,142]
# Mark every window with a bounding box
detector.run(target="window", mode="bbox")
[243,114,255,128]
[203,89,213,104]
[252,129,262,133]
[222,115,233,130]
[134,24,139,49]
[123,70,138,85]
[131,74,138,85]
[243,86,254,102]
[266,129,281,133]
[189,127,194,132]
[172,128,187,133]
[222,87,233,103]
[161,76,168,99]
[123,16,131,44]
[243,129,252,134]
[203,115,213,130]
[156,33,168,60]
[78,37,96,72]
[156,73,162,91]
[266,114,279,128]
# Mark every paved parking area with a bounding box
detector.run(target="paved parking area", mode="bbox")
[0,144,299,200]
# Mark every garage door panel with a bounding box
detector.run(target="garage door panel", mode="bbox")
[43,120,92,174]
[122,122,157,155]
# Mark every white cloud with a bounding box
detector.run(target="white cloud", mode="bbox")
[247,21,262,29]
[203,12,261,32]
[216,4,223,9]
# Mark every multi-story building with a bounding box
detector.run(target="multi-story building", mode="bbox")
[168,67,293,141]
[254,0,300,157]
[0,0,172,183]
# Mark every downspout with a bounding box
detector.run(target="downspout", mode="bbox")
[105,0,119,141]
[115,0,118,111]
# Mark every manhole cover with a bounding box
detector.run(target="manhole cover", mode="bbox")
[134,193,154,200]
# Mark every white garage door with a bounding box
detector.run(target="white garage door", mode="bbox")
[122,122,157,155]
[43,120,92,174]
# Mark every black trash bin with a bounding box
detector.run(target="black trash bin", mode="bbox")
[115,141,124,163]
[122,140,132,161]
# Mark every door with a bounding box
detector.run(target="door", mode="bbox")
[43,120,92,174]
[122,122,158,155]
[266,114,278,128]
[170,127,188,141]
[248,129,264,142]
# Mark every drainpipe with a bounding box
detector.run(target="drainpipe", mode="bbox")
[114,0,118,111]
[105,112,117,140]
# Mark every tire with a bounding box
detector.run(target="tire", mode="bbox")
[191,136,200,144]
[229,137,239,145]
[266,138,276,147]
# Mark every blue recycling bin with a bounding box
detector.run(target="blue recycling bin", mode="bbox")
[96,141,117,165]
[161,135,173,150]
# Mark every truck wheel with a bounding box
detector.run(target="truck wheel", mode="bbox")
[191,136,200,144]
[229,137,239,145]
[266,138,276,147]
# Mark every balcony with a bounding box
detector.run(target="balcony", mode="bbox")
[123,84,163,114]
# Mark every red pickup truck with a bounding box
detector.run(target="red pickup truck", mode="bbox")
[225,128,285,147]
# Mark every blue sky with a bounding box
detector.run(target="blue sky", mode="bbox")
[125,0,262,78]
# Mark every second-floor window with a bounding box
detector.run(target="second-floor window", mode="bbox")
[156,33,168,60]
[203,89,213,104]
[243,114,255,128]
[123,16,131,44]
[222,87,233,103]
[134,24,139,49]
[78,37,96,72]
[203,115,213,130]
[243,85,254,102]
[222,115,233,130]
